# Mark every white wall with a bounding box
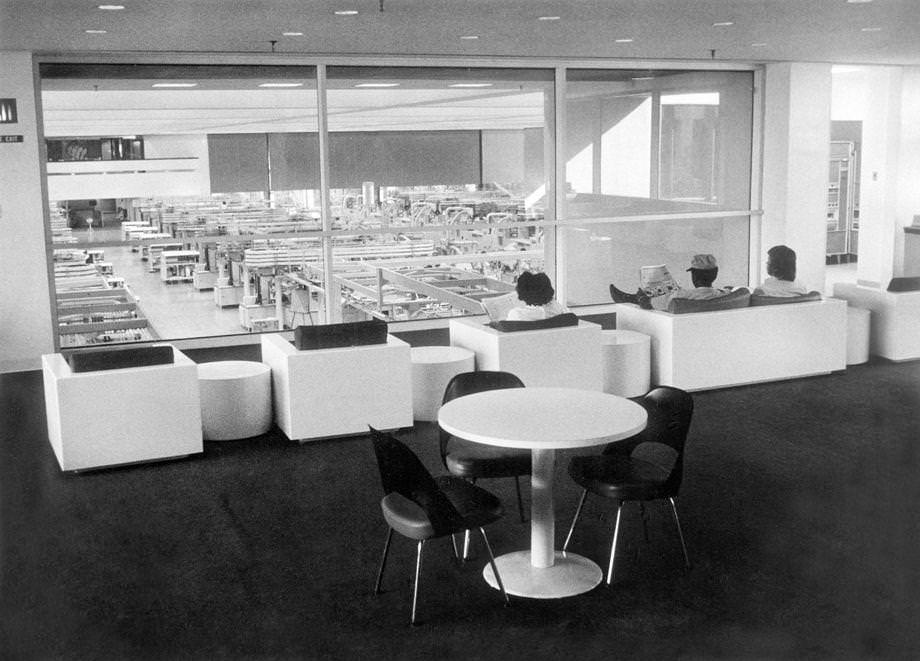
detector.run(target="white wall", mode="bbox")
[761,63,832,292]
[0,52,55,372]
[481,130,524,183]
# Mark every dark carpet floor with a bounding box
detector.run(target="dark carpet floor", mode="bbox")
[1,357,919,660]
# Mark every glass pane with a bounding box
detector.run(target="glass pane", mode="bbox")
[322,66,553,322]
[563,69,754,218]
[561,68,754,306]
[40,63,322,346]
[562,216,751,306]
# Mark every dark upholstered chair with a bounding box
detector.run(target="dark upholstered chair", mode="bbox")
[370,428,509,625]
[562,387,694,585]
[439,371,531,523]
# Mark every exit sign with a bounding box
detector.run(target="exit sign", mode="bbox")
[1,135,24,143]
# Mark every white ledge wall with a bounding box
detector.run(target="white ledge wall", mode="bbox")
[0,53,54,372]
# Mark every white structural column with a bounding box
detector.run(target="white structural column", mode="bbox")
[0,53,56,372]
[761,63,832,293]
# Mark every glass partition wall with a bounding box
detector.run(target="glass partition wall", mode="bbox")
[39,61,756,348]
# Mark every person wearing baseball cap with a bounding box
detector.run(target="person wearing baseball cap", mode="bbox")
[610,253,730,307]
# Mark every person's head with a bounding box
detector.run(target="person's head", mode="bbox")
[686,254,719,288]
[515,271,555,306]
[766,245,797,281]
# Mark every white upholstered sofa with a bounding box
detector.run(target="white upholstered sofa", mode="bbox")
[615,298,848,391]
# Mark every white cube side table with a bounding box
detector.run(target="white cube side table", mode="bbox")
[601,330,651,398]
[198,360,273,440]
[410,346,475,422]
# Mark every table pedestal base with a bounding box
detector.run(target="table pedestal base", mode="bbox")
[483,550,602,598]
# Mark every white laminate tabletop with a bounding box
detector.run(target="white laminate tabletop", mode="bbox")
[437,387,647,450]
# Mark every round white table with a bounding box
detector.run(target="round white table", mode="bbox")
[197,360,273,441]
[410,346,475,421]
[438,387,647,598]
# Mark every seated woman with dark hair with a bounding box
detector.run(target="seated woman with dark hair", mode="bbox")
[755,244,809,297]
[507,271,569,321]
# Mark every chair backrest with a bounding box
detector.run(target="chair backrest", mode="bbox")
[369,427,463,536]
[604,386,694,493]
[438,371,525,465]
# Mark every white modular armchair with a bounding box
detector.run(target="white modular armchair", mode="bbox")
[449,317,604,390]
[42,344,203,471]
[833,282,920,362]
[260,332,413,442]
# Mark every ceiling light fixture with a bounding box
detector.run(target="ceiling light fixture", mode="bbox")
[460,35,479,40]
[282,31,304,36]
[334,10,358,15]
[84,29,108,34]
[355,83,399,88]
[258,82,304,88]
[860,26,882,32]
[712,21,734,27]
[97,4,125,9]
[538,16,560,21]
[632,76,655,81]
[449,83,493,88]
[152,82,198,88]
[847,0,874,4]
[615,38,634,43]
[751,42,768,47]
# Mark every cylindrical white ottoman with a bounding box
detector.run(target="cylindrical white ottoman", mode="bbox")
[197,360,273,440]
[410,346,475,422]
[846,306,871,365]
[601,330,651,398]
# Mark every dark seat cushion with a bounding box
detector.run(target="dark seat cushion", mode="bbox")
[381,475,505,540]
[667,288,751,314]
[887,276,920,292]
[445,440,531,479]
[568,454,670,502]
[65,345,174,373]
[748,290,822,306]
[488,312,579,332]
[294,318,387,350]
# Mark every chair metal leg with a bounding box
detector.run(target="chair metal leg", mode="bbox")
[513,476,526,523]
[640,501,650,542]
[374,528,393,595]
[411,540,425,625]
[462,529,472,560]
[669,497,691,569]
[562,489,589,553]
[478,527,510,606]
[606,502,624,585]
[451,533,461,561]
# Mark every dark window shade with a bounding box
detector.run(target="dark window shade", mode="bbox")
[208,134,269,193]
[329,131,481,187]
[268,133,320,190]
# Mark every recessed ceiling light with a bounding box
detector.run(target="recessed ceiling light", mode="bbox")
[615,38,634,43]
[712,21,734,27]
[460,35,479,40]
[861,26,882,32]
[152,82,198,88]
[751,42,768,47]
[282,31,304,36]
[84,29,108,34]
[449,83,493,88]
[334,10,358,15]
[632,76,655,81]
[258,82,304,88]
[847,0,874,4]
[97,4,125,9]
[354,83,399,88]
[537,16,560,21]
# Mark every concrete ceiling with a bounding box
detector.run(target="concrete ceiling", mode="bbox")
[3,0,920,66]
[7,1,918,138]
